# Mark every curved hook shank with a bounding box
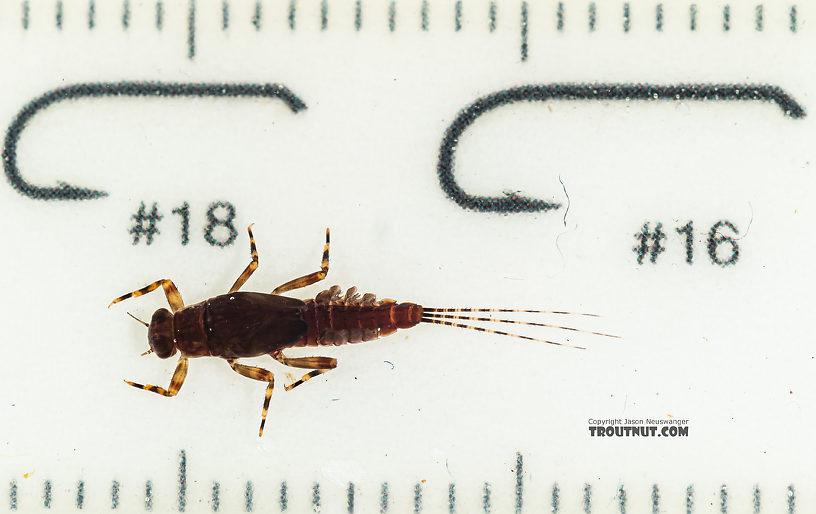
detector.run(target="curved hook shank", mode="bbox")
[437,82,806,213]
[3,81,308,201]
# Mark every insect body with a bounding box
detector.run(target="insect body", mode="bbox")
[110,225,612,436]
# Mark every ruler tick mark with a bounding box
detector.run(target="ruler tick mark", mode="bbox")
[311,482,319,513]
[178,449,188,512]
[588,2,596,31]
[187,0,196,59]
[388,0,396,32]
[56,1,63,30]
[252,0,262,31]
[211,482,220,512]
[514,453,523,514]
[43,480,52,509]
[482,482,490,513]
[552,484,560,513]
[556,2,563,31]
[651,484,659,514]
[122,0,131,29]
[347,483,355,513]
[122,0,130,30]
[145,481,153,511]
[76,480,85,510]
[689,4,697,31]
[656,4,663,31]
[623,2,630,32]
[156,1,164,30]
[280,482,288,512]
[246,481,254,512]
[583,484,591,514]
[8,0,795,34]
[618,485,626,514]
[720,484,727,514]
[9,481,17,511]
[413,482,422,513]
[380,483,389,513]
[751,485,760,513]
[448,483,455,513]
[520,1,528,61]
[22,1,30,30]
[685,485,693,514]
[112,480,121,510]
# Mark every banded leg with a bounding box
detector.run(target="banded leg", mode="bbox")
[271,228,330,295]
[228,360,275,437]
[272,353,337,392]
[125,356,188,396]
[284,369,333,392]
[109,279,185,312]
[229,224,259,293]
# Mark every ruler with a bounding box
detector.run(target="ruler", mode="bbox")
[1,0,813,512]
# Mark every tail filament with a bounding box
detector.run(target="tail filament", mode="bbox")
[421,307,615,349]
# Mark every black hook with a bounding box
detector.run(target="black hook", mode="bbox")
[437,83,805,213]
[3,81,308,201]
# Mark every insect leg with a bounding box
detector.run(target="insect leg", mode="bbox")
[283,369,333,392]
[272,353,337,392]
[271,228,330,295]
[125,356,188,396]
[227,360,275,437]
[228,224,259,293]
[109,279,185,312]
[275,356,338,369]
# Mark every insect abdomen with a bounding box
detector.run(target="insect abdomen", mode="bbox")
[296,286,423,346]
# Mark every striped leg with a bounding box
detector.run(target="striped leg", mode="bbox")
[283,369,333,392]
[272,354,337,392]
[125,356,188,396]
[271,228,330,295]
[228,224,259,293]
[109,279,185,312]
[228,360,275,437]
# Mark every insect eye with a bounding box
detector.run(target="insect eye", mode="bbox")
[148,309,177,359]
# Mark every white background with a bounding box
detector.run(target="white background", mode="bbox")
[0,0,813,511]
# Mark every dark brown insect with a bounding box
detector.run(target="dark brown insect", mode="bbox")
[110,225,614,436]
